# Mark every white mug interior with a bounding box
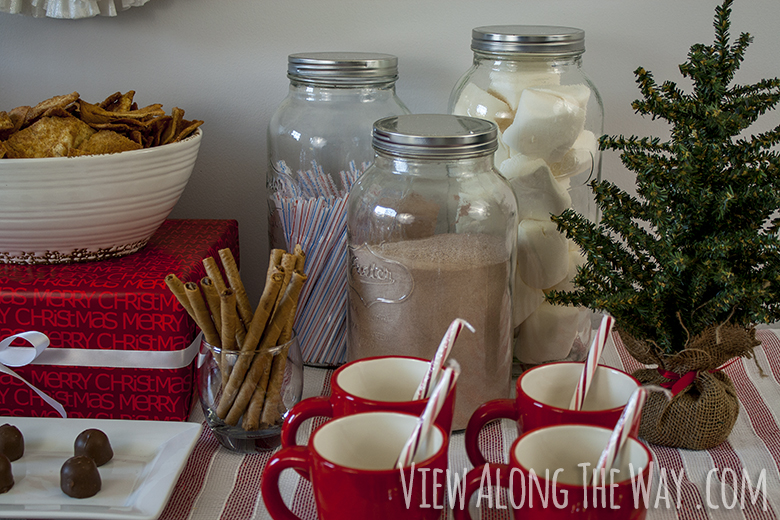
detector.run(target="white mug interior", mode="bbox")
[520,363,638,411]
[513,424,650,487]
[311,411,444,470]
[336,357,429,402]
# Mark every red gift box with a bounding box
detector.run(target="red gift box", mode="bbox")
[0,219,239,421]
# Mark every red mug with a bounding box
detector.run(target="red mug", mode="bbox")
[281,355,456,448]
[262,411,449,520]
[465,362,640,467]
[454,423,653,520]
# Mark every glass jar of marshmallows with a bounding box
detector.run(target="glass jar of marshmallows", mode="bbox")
[449,25,604,367]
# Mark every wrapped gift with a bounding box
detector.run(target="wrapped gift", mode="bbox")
[0,219,239,421]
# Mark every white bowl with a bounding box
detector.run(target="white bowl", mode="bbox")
[0,128,202,263]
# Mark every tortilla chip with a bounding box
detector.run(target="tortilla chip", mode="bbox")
[26,92,79,125]
[79,99,165,125]
[8,106,31,133]
[160,108,184,145]
[0,112,13,141]
[0,112,12,132]
[100,91,136,113]
[40,105,76,119]
[0,141,6,159]
[4,116,95,158]
[173,119,204,143]
[70,129,142,156]
[128,130,143,144]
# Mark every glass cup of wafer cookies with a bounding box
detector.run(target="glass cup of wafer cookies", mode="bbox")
[166,246,307,452]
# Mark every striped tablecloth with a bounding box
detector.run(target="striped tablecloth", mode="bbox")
[160,328,780,520]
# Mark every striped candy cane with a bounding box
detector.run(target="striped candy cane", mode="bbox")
[396,360,461,469]
[414,319,474,400]
[569,314,614,411]
[591,385,671,486]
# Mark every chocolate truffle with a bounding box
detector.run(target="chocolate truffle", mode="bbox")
[60,455,101,498]
[74,429,113,467]
[0,424,23,462]
[0,454,13,493]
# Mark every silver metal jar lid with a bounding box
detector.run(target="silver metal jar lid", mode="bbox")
[373,114,498,159]
[287,52,399,85]
[471,25,585,55]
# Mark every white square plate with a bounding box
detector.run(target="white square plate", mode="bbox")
[0,417,202,520]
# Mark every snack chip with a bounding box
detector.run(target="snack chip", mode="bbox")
[4,116,95,158]
[69,129,143,156]
[0,91,203,158]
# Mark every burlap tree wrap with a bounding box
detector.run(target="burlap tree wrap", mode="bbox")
[619,323,760,450]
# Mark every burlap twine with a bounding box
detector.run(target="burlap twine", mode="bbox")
[619,322,761,450]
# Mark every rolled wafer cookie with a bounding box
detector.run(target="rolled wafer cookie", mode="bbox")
[226,271,307,427]
[184,282,221,349]
[216,267,284,419]
[219,248,254,328]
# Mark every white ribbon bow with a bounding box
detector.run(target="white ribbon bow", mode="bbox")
[0,332,67,418]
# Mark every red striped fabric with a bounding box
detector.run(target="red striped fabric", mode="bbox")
[710,335,777,519]
[647,444,709,519]
[290,368,334,520]
[220,451,274,520]
[159,426,222,520]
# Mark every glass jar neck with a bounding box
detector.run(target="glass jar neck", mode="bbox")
[472,50,582,69]
[372,150,496,176]
[288,79,398,101]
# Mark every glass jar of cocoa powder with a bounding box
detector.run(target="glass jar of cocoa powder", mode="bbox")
[449,26,604,368]
[346,114,517,430]
[267,52,409,367]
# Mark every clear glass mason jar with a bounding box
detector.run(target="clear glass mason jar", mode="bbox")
[449,26,604,367]
[267,52,410,367]
[346,114,518,430]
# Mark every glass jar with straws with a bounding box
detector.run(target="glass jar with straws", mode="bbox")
[267,52,410,366]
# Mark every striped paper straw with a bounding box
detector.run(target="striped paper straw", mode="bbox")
[569,314,614,411]
[396,360,461,469]
[270,159,360,365]
[591,385,671,486]
[414,319,474,400]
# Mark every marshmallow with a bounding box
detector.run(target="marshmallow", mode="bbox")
[516,218,569,289]
[502,84,591,163]
[550,130,599,180]
[515,300,582,364]
[453,82,513,131]
[494,129,511,166]
[546,240,587,293]
[514,267,545,327]
[499,155,571,221]
[487,67,561,111]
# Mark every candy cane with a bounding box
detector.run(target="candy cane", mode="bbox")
[396,360,461,469]
[569,314,614,411]
[414,319,474,400]
[591,385,671,486]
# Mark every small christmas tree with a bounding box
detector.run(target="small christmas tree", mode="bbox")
[549,0,780,355]
[547,0,780,449]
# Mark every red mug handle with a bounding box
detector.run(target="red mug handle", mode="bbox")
[261,446,311,520]
[464,398,518,468]
[452,463,511,520]
[281,396,334,448]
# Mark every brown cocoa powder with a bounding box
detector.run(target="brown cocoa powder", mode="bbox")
[348,233,513,430]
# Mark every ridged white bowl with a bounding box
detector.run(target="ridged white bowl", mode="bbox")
[0,128,202,264]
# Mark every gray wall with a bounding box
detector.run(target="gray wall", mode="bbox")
[1,0,777,300]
